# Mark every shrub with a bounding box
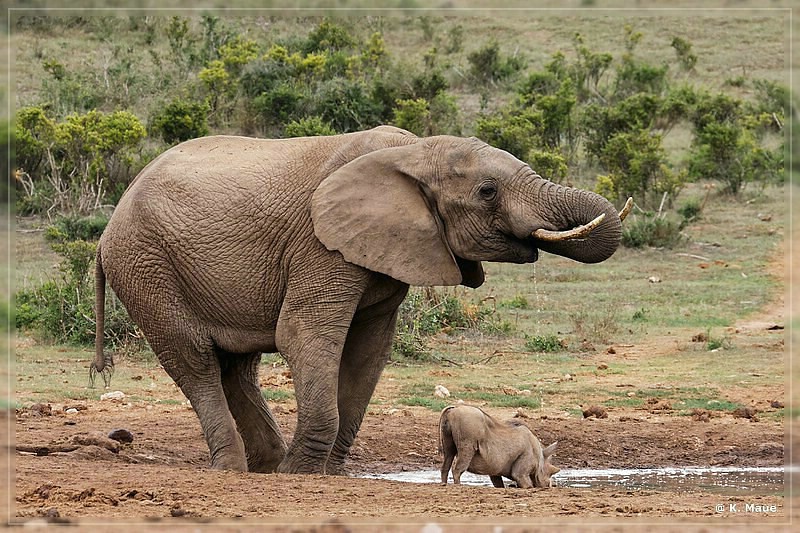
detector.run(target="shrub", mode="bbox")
[250,82,307,129]
[283,116,336,137]
[303,19,357,54]
[44,214,109,243]
[149,98,210,144]
[467,40,525,86]
[524,334,566,353]
[594,130,685,207]
[392,98,430,136]
[671,36,697,72]
[475,108,544,161]
[677,197,703,223]
[392,288,509,361]
[687,96,784,195]
[15,107,146,215]
[310,79,381,132]
[621,213,685,249]
[526,149,568,183]
[15,239,140,347]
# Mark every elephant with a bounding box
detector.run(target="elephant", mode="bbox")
[438,404,559,488]
[91,125,630,475]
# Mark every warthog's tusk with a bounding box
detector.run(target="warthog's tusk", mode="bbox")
[533,213,606,243]
[619,197,634,222]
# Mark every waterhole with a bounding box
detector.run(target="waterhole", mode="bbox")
[363,466,792,495]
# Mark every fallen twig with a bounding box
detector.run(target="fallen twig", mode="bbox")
[676,252,711,262]
[16,444,81,455]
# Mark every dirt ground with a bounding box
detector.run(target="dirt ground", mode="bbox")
[7,308,796,531]
[6,213,798,531]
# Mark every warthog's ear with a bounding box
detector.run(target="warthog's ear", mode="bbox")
[543,441,558,458]
[546,464,561,476]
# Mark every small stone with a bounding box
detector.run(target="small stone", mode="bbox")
[100,391,125,401]
[434,384,450,398]
[597,363,608,370]
[770,400,784,409]
[107,428,134,443]
[65,408,79,414]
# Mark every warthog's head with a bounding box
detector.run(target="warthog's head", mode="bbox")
[532,441,560,488]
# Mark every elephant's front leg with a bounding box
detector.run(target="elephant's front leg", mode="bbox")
[326,283,408,475]
[274,277,366,474]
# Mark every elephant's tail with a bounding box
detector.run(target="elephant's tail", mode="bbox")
[90,243,113,388]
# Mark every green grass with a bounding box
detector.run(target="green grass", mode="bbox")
[262,389,294,403]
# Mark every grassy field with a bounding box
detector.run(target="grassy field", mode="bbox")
[13,183,787,419]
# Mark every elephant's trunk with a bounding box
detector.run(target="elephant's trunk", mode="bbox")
[531,180,625,264]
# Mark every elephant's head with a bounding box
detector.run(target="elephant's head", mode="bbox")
[312,134,630,288]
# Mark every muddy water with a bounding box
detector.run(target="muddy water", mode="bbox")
[363,466,792,495]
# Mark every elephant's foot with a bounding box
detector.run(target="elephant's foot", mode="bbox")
[276,456,327,474]
[247,449,286,473]
[324,459,348,476]
[210,453,248,472]
[209,440,248,472]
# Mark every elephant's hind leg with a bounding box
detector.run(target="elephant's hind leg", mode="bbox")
[149,332,248,472]
[220,352,287,472]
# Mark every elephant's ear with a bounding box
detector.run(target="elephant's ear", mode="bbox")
[311,146,483,287]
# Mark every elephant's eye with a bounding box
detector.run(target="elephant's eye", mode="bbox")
[478,182,498,202]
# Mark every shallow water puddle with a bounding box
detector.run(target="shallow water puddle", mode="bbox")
[362,466,793,495]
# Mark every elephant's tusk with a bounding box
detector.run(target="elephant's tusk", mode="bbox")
[533,213,606,243]
[619,197,634,222]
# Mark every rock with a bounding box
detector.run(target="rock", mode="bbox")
[433,384,450,398]
[100,391,125,401]
[582,405,607,419]
[107,428,134,443]
[597,363,608,370]
[691,332,708,342]
[732,406,758,420]
[64,408,79,414]
[770,400,784,409]
[513,408,529,419]
[647,276,661,283]
[607,346,616,355]
[28,403,52,416]
[72,432,121,453]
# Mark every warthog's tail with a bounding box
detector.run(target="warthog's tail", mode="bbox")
[437,405,457,454]
[90,243,114,388]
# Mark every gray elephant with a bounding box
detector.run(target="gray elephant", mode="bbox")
[92,125,629,475]
[439,404,559,488]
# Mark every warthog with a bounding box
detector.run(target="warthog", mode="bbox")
[439,404,559,488]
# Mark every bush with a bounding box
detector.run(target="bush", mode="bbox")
[44,214,109,243]
[594,130,685,207]
[524,334,566,353]
[250,82,307,130]
[149,98,210,145]
[15,238,140,347]
[621,213,685,249]
[310,79,381,132]
[467,40,526,86]
[526,149,568,183]
[302,19,357,54]
[15,107,147,215]
[283,116,336,137]
[392,288,510,361]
